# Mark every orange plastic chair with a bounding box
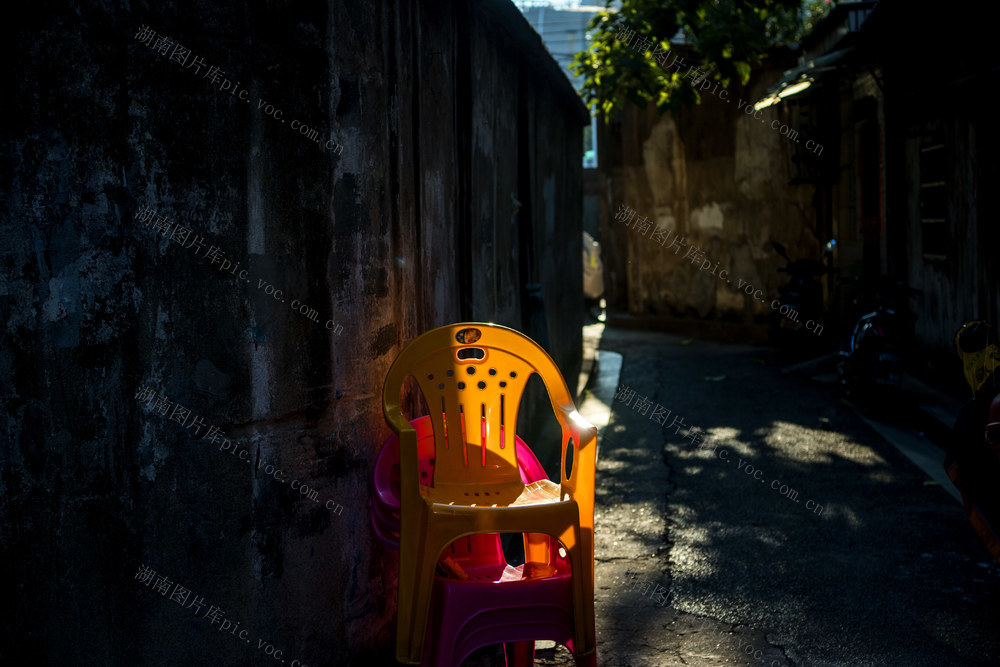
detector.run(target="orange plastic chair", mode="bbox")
[382,322,598,664]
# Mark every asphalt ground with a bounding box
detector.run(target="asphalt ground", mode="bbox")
[467,325,1000,666]
[584,327,1000,667]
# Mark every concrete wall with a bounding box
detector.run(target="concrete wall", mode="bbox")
[899,108,1000,356]
[599,54,821,331]
[883,30,1000,361]
[0,1,587,664]
[817,0,1000,373]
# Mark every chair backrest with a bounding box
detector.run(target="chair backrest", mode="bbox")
[383,323,573,491]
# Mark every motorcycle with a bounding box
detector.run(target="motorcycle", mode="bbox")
[769,241,827,349]
[945,320,1000,564]
[837,276,921,399]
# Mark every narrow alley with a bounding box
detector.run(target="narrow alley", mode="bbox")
[559,327,998,666]
[6,2,999,664]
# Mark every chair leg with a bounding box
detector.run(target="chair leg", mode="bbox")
[561,526,596,656]
[523,532,550,565]
[580,528,596,652]
[396,538,423,663]
[573,646,598,667]
[504,640,535,666]
[397,528,446,664]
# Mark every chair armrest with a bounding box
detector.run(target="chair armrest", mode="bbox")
[555,405,597,495]
[384,406,421,503]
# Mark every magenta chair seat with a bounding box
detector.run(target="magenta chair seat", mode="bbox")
[370,416,596,666]
[426,557,596,667]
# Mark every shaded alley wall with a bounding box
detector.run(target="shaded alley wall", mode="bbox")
[599,55,820,332]
[801,0,1000,373]
[0,1,587,664]
[876,7,1000,360]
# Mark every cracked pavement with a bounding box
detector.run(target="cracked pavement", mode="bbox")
[583,327,997,666]
[469,326,1000,666]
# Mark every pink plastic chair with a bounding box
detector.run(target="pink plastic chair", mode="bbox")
[370,416,547,549]
[370,416,596,666]
[424,544,596,667]
[370,416,437,549]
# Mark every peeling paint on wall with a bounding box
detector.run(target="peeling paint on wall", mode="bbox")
[691,202,724,231]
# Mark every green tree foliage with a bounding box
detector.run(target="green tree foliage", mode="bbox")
[571,0,834,120]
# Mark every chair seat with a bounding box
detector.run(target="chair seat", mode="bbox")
[510,479,563,506]
[444,556,571,585]
[371,416,559,552]
[424,478,563,508]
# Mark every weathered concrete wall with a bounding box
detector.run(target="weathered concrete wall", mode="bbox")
[877,13,1000,360]
[599,55,820,329]
[0,1,587,664]
[900,108,1000,355]
[818,1,1000,372]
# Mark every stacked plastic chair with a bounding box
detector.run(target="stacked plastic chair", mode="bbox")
[381,323,598,665]
[370,415,544,551]
[370,416,585,665]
